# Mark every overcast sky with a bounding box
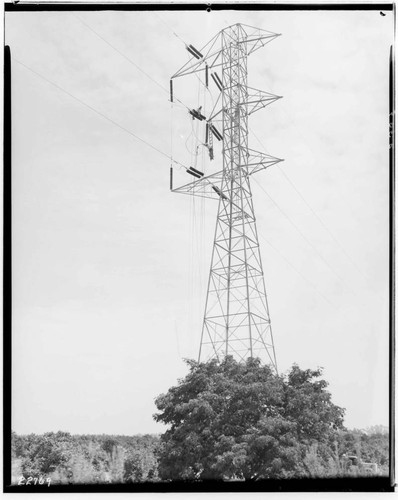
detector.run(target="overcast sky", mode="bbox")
[7,7,392,436]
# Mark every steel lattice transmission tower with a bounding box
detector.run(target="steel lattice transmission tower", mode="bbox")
[170,23,282,370]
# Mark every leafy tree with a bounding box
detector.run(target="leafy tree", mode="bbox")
[283,365,344,441]
[102,438,118,456]
[124,451,145,482]
[13,432,73,478]
[153,356,345,480]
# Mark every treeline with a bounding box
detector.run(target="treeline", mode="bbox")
[11,432,160,484]
[339,428,389,470]
[11,427,388,484]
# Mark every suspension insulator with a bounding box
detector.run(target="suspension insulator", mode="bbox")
[210,124,223,141]
[212,185,227,199]
[187,167,202,179]
[186,44,203,59]
[189,109,206,121]
[190,167,204,177]
[211,72,223,91]
[214,72,223,88]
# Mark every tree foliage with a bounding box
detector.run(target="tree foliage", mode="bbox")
[11,432,160,484]
[153,356,347,480]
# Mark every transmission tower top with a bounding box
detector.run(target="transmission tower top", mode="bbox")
[169,23,282,371]
[172,23,281,79]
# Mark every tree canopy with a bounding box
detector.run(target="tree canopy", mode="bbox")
[153,356,346,480]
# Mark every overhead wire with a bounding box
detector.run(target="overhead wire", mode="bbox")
[153,12,217,108]
[199,77,207,310]
[151,12,220,203]
[91,17,376,309]
[251,175,359,298]
[74,11,216,126]
[95,10,216,172]
[153,11,187,46]
[15,20,354,312]
[189,66,199,317]
[72,13,192,113]
[146,18,339,313]
[185,122,194,154]
[189,75,208,326]
[71,13,218,175]
[72,14,166,92]
[170,80,174,171]
[250,114,370,284]
[259,234,338,309]
[12,57,189,171]
[276,165,369,281]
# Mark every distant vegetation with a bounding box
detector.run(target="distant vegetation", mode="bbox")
[11,358,389,484]
[11,432,160,484]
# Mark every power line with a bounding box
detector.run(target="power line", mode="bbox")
[276,164,369,281]
[73,14,168,95]
[153,11,187,47]
[72,12,210,175]
[14,28,360,312]
[152,12,216,102]
[252,175,358,296]
[12,70,336,313]
[259,234,338,309]
[108,10,366,296]
[250,117,369,284]
[73,12,218,175]
[16,25,346,352]
[72,13,191,112]
[13,57,188,170]
[153,20,344,315]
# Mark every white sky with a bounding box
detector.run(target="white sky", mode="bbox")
[7,8,392,435]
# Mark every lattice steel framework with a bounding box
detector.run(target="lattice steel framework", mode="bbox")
[170,24,282,370]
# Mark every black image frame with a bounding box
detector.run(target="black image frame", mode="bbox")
[3,1,395,493]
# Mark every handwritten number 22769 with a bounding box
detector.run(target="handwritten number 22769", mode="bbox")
[18,476,51,487]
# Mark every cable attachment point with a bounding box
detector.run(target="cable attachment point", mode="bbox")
[189,106,206,121]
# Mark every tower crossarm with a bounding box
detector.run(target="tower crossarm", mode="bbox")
[209,87,281,121]
[172,170,255,220]
[243,87,282,116]
[171,24,281,80]
[171,169,228,201]
[245,148,284,176]
[171,32,223,79]
[237,24,281,55]
[171,150,282,201]
[207,108,223,122]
